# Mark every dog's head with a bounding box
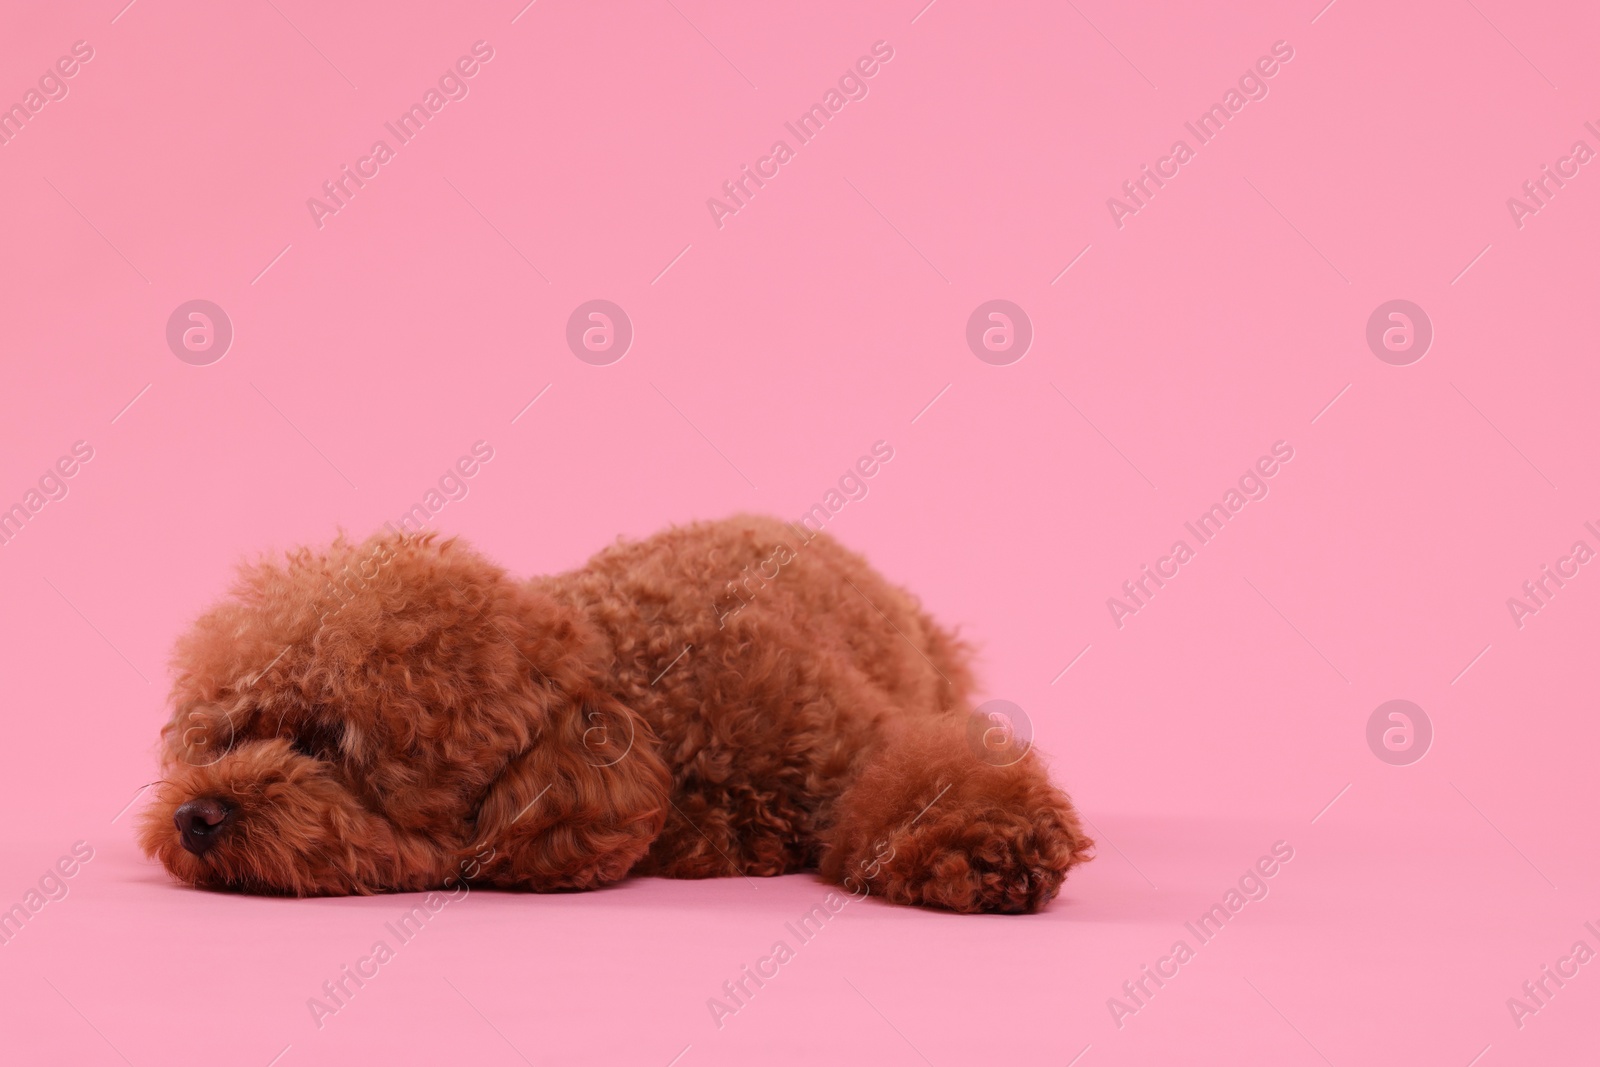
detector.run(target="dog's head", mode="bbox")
[137,531,670,896]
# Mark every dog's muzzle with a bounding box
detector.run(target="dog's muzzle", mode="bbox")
[173,798,234,856]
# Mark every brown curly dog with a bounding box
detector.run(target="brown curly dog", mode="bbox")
[137,515,1092,912]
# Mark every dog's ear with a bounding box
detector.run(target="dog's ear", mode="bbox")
[465,687,672,890]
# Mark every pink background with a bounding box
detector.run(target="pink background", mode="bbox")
[2,0,1597,1063]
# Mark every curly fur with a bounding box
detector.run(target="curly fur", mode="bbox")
[138,515,1092,912]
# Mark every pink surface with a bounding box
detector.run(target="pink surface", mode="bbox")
[1,0,1597,1063]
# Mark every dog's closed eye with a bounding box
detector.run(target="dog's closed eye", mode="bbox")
[290,720,345,761]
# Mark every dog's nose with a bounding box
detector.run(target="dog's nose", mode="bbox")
[174,798,234,856]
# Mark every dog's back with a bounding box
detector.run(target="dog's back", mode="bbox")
[543,514,974,877]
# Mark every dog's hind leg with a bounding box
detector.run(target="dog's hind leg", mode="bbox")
[818,715,1092,913]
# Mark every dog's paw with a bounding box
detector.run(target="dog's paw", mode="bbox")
[819,720,1094,914]
[845,803,1089,914]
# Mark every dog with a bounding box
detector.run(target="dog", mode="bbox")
[138,515,1092,912]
